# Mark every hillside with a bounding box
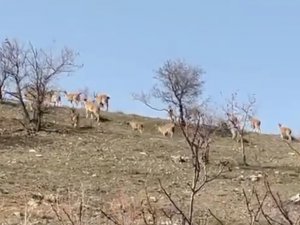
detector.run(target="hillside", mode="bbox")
[0,101,300,225]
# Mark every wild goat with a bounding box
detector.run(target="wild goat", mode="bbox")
[94,93,110,111]
[23,87,54,111]
[64,91,82,107]
[278,123,292,141]
[70,108,80,128]
[249,116,261,133]
[48,91,61,107]
[156,123,175,138]
[126,121,144,134]
[83,98,101,124]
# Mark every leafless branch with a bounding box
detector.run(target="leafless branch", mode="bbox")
[158,179,190,224]
[99,208,121,225]
[264,180,293,225]
[62,208,76,225]
[208,209,225,225]
[51,204,66,225]
[132,92,168,112]
[224,91,257,165]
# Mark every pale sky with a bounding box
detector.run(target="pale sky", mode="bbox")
[1,0,300,134]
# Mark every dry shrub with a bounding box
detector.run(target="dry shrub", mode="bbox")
[105,190,142,225]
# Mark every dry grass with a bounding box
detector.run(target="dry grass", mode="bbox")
[0,101,300,224]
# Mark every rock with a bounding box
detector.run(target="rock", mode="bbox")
[289,193,300,203]
[27,199,39,209]
[248,174,262,182]
[31,192,43,201]
[7,216,20,225]
[0,188,9,194]
[29,149,37,153]
[171,155,188,163]
[233,188,239,193]
[149,196,158,202]
[233,174,245,182]
[44,194,56,203]
[13,212,21,218]
[139,152,147,156]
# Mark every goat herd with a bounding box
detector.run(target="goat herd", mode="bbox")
[226,113,293,142]
[21,88,177,137]
[20,88,294,141]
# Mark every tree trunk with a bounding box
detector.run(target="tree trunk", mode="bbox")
[179,103,186,127]
[241,135,248,166]
[0,85,3,102]
[202,148,209,165]
[33,107,43,132]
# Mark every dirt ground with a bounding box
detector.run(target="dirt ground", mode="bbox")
[0,101,299,225]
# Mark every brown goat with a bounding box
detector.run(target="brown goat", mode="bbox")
[23,87,54,111]
[64,91,82,106]
[49,91,62,107]
[94,93,110,111]
[156,123,175,138]
[83,99,101,124]
[126,121,144,134]
[249,116,261,133]
[278,123,292,141]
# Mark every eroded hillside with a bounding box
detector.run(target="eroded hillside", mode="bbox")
[0,102,299,225]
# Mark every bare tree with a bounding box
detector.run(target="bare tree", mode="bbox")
[0,39,31,124]
[153,59,205,125]
[224,91,256,166]
[133,59,205,124]
[1,38,81,132]
[134,59,225,224]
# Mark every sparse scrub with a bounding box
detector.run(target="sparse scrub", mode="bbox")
[0,48,299,225]
[0,102,299,224]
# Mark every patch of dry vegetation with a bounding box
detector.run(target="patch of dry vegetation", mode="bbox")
[0,99,299,224]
